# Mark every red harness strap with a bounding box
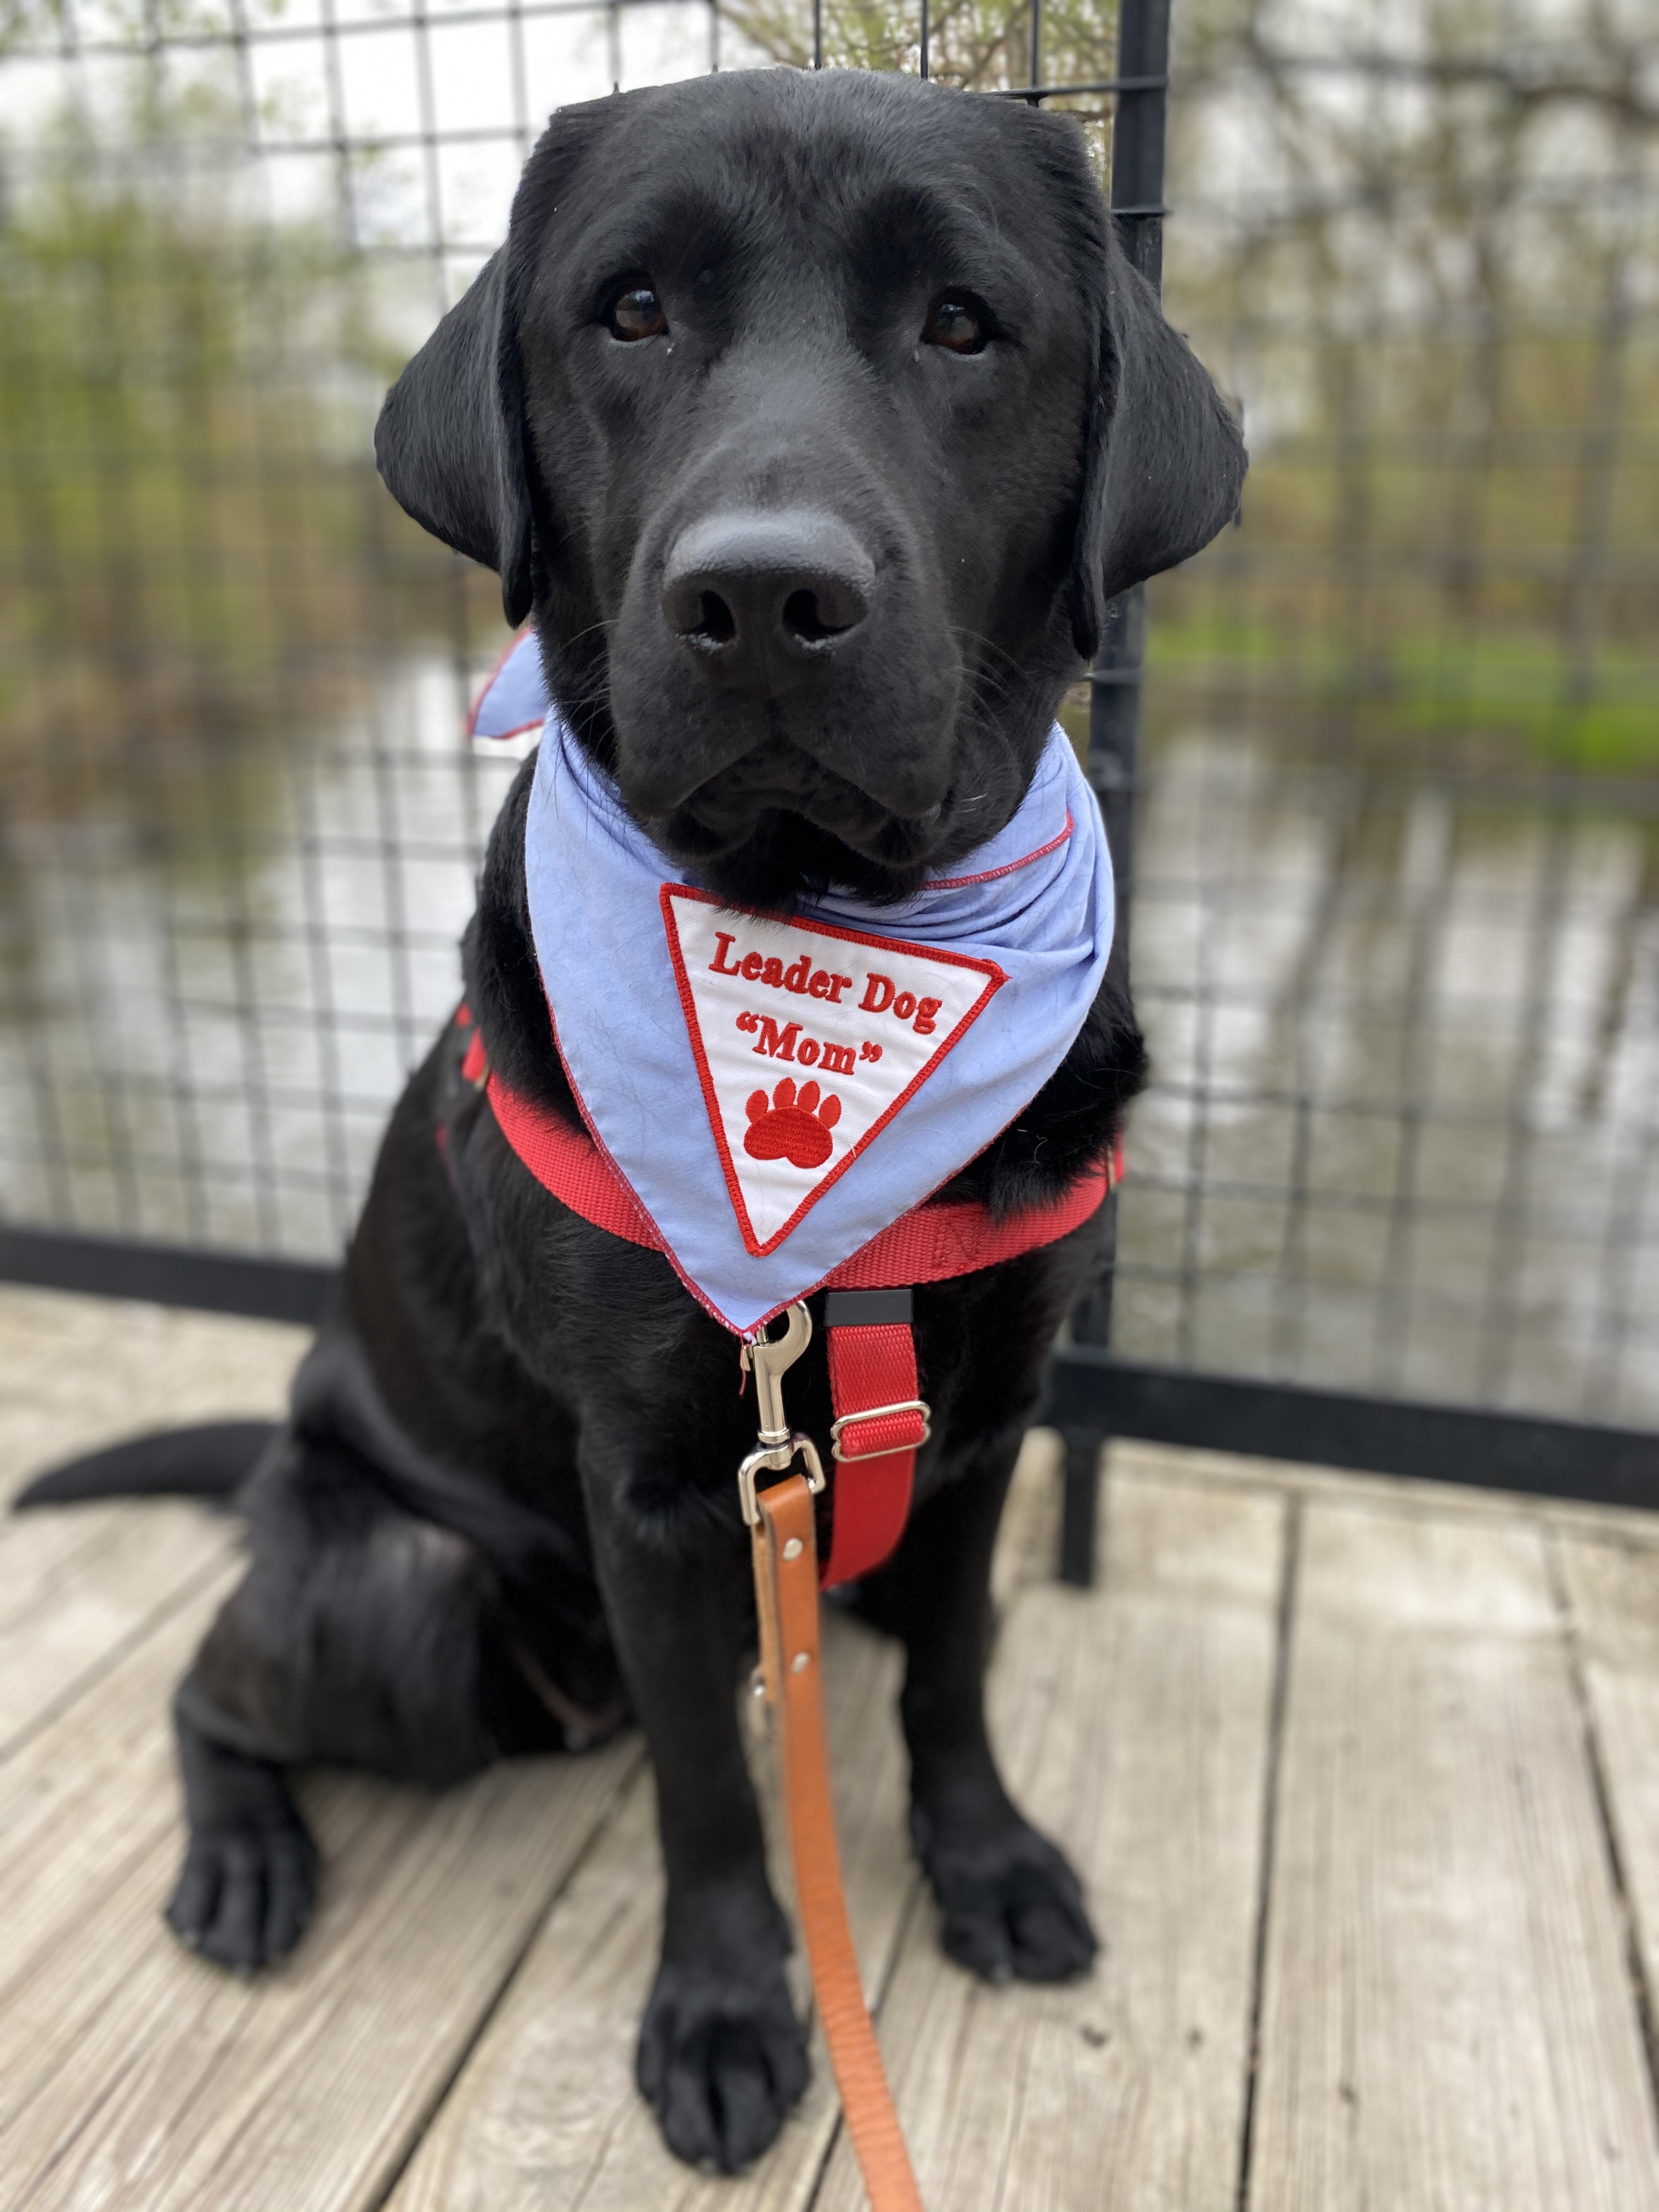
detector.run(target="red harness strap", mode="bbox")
[822,1289,927,1589]
[458,1008,1115,1588]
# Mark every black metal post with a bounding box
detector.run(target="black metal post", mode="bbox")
[1059,0,1171,1587]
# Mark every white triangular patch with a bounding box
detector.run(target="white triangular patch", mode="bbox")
[662,887,1005,1256]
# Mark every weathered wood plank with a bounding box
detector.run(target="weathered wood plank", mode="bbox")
[0,1286,304,1754]
[815,1466,1286,2212]
[0,1575,243,2140]
[0,1286,304,1502]
[387,1610,913,2212]
[1246,1501,1659,2211]
[0,1562,645,2212]
[1553,1534,1659,2069]
[991,1425,1066,1610]
[0,1500,234,1757]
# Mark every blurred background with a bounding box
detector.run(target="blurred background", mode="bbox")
[0,0,1654,1431]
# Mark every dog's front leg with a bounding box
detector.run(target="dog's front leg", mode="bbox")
[578,1443,809,2172]
[883,1428,1101,1987]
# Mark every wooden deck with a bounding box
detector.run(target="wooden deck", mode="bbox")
[4,1281,1659,2211]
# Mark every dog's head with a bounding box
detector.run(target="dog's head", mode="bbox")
[376,70,1244,906]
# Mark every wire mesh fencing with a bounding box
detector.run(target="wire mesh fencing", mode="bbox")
[1122,4,1659,1428]
[0,0,1654,1434]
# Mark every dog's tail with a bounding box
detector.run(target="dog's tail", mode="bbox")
[12,1421,277,1510]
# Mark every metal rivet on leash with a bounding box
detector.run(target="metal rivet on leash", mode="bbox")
[783,1536,803,1560]
[791,1650,811,1672]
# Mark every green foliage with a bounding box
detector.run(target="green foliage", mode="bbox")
[719,0,1114,90]
[0,91,454,780]
[716,0,1118,167]
[1143,613,1659,768]
[1154,1,1659,762]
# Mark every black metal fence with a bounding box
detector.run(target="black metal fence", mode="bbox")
[2,0,1655,1519]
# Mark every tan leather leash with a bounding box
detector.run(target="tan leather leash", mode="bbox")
[741,1305,926,2212]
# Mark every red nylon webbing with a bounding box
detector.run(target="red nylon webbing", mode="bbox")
[487,1068,1113,1294]
[489,1075,663,1247]
[822,1322,923,1588]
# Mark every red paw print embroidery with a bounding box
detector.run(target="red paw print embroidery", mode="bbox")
[743,1077,843,1170]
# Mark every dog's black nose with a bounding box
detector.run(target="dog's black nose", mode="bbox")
[661,510,873,693]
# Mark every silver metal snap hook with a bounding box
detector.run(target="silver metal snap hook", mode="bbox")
[736,1303,825,1526]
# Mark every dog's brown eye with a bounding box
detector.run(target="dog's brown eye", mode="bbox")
[609,284,667,341]
[924,294,987,354]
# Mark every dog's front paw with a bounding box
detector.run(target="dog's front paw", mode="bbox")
[637,1942,810,2172]
[912,1804,1098,1985]
[165,1812,320,1972]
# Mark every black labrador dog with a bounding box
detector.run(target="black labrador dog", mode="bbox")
[23,67,1243,2173]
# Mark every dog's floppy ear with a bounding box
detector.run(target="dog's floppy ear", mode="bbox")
[1070,256,1246,661]
[374,250,534,628]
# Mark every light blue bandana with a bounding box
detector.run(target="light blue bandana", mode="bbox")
[478,636,1114,1333]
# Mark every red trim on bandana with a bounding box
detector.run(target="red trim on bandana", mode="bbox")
[466,628,541,743]
[927,811,1074,889]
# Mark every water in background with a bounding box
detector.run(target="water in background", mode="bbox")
[2,664,1654,1430]
[0,654,524,1260]
[1120,734,1659,1427]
